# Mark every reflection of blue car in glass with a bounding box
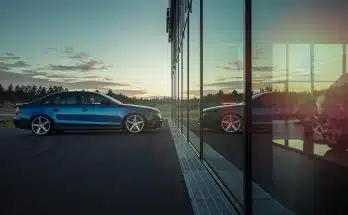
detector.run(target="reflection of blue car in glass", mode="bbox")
[199,92,304,133]
[13,91,163,136]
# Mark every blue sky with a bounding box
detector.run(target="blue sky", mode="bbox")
[0,0,171,97]
[1,0,348,97]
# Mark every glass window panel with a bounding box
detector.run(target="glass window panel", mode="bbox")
[288,82,311,93]
[253,1,348,215]
[288,44,311,81]
[272,83,286,92]
[202,0,245,208]
[314,44,343,81]
[271,44,287,84]
[314,81,336,92]
[182,33,188,137]
[188,0,201,152]
[344,44,348,73]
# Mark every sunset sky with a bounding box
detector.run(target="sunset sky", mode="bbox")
[1,0,347,97]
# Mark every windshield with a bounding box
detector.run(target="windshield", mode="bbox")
[101,94,123,105]
[237,92,269,104]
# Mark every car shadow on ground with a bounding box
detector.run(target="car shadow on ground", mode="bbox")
[52,128,166,136]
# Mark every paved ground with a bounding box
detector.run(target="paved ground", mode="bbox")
[0,121,193,215]
[183,119,348,215]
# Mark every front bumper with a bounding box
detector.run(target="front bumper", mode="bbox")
[146,112,164,129]
[154,119,164,128]
[13,116,29,129]
[147,119,163,129]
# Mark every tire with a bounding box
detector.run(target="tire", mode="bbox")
[30,115,53,136]
[325,135,348,151]
[124,113,145,134]
[311,115,327,135]
[220,114,242,133]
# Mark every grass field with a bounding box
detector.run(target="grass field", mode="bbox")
[0,101,15,112]
[0,101,14,128]
[0,116,13,128]
[139,103,199,119]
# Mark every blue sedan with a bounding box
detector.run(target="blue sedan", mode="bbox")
[13,91,163,136]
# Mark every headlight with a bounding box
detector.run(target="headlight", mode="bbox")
[202,111,207,117]
[154,111,162,119]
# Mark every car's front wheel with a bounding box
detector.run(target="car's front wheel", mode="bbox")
[30,115,53,136]
[221,114,242,133]
[124,114,145,134]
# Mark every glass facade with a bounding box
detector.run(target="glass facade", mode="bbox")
[167,0,348,214]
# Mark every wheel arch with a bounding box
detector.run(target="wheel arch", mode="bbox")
[220,112,242,121]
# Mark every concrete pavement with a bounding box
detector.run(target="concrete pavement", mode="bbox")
[0,122,193,215]
[4,117,348,215]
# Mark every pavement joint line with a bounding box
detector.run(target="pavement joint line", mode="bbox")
[172,128,209,215]
[169,119,238,215]
[179,123,294,215]
[182,127,242,212]
[171,122,217,215]
[172,124,223,215]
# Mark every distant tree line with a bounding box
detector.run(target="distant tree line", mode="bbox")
[0,84,68,105]
[0,84,325,108]
[193,86,326,109]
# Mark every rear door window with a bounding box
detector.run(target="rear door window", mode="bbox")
[79,93,110,105]
[40,93,77,105]
[252,94,273,107]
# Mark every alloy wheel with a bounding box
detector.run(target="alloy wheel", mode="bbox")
[125,114,145,133]
[221,114,241,133]
[311,115,328,135]
[322,121,341,144]
[31,116,51,136]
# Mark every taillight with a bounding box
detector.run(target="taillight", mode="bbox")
[15,107,20,114]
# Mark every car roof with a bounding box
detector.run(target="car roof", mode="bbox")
[48,91,101,95]
[37,91,102,100]
[252,91,271,98]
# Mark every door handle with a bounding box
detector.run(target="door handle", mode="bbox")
[52,108,60,112]
[81,108,88,112]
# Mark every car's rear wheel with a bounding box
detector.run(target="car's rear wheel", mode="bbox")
[30,115,52,136]
[221,114,242,133]
[125,114,145,134]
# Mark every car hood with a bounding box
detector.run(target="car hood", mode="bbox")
[203,103,244,112]
[122,103,160,112]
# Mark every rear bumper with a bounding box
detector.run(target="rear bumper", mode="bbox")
[13,116,29,129]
